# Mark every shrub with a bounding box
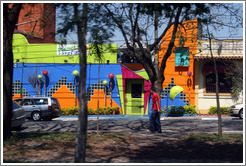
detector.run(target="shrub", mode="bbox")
[62,107,121,115]
[208,106,230,114]
[61,107,79,115]
[162,105,197,115]
[184,105,197,114]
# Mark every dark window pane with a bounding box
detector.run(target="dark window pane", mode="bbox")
[206,73,232,93]
[131,84,142,98]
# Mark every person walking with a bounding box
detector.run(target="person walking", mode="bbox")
[149,87,162,133]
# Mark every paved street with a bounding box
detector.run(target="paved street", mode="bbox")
[15,116,243,138]
[10,115,243,163]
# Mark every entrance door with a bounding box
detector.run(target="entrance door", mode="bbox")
[125,79,144,115]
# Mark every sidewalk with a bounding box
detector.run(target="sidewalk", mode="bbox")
[59,114,234,121]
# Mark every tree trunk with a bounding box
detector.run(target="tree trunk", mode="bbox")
[3,3,22,140]
[74,3,88,163]
[154,7,159,76]
[155,7,183,96]
[207,24,222,140]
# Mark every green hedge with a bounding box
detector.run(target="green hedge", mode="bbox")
[61,107,120,116]
[208,106,230,114]
[88,107,120,115]
[61,107,79,115]
[162,105,197,115]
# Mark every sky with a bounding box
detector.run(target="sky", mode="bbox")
[55,2,244,48]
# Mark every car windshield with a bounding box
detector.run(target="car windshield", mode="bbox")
[14,99,23,105]
[13,101,21,109]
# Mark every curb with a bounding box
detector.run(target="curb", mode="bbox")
[59,115,234,121]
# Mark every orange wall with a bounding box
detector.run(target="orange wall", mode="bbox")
[13,94,23,101]
[52,85,78,108]
[13,86,122,114]
[159,19,197,105]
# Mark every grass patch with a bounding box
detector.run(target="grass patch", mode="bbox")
[3,159,24,163]
[185,133,243,144]
[4,132,127,148]
[4,132,77,147]
[88,133,126,142]
[3,132,243,163]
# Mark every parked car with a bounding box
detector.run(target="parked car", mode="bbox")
[230,103,243,119]
[14,97,61,121]
[11,101,26,130]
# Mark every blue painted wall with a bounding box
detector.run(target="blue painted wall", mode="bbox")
[148,93,187,116]
[13,63,188,114]
[13,63,122,107]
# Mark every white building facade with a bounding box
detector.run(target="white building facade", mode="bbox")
[194,39,243,114]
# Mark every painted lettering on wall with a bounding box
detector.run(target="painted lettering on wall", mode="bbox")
[57,44,79,55]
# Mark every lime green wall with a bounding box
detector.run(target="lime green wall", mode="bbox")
[116,75,125,114]
[13,34,117,64]
[87,44,118,64]
[135,71,150,80]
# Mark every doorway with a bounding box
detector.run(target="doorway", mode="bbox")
[125,79,144,115]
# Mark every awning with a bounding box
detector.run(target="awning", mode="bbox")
[202,64,232,73]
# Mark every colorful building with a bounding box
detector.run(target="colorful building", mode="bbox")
[158,19,199,107]
[12,29,190,115]
[12,3,243,115]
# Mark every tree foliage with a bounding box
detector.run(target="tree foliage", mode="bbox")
[56,3,116,162]
[102,3,212,93]
[198,3,243,140]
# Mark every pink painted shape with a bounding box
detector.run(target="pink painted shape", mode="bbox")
[144,80,152,114]
[121,65,152,114]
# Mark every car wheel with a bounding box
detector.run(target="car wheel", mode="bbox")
[239,109,243,119]
[32,112,41,121]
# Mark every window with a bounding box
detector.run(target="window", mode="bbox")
[131,84,142,98]
[117,50,140,64]
[34,99,48,105]
[175,47,189,66]
[205,73,232,93]
[22,99,33,106]
[51,98,60,107]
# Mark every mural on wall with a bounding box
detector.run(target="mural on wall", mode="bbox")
[12,80,30,100]
[116,65,151,115]
[160,78,190,105]
[12,33,192,115]
[12,63,190,115]
[13,34,118,64]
